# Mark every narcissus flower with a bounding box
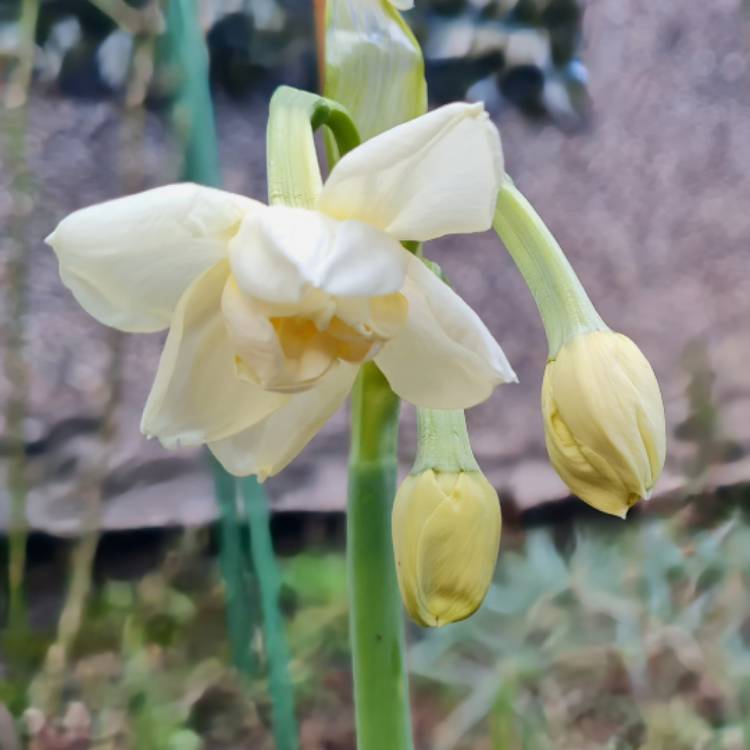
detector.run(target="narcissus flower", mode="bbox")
[542,330,666,518]
[47,103,515,479]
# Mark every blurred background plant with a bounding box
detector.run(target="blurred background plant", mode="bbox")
[2,0,750,748]
[4,505,750,748]
[0,0,589,126]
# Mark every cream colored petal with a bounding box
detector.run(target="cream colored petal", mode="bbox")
[46,183,260,332]
[317,102,503,241]
[141,261,287,448]
[375,257,516,409]
[208,363,359,479]
[334,292,409,341]
[229,205,407,304]
[221,276,286,387]
[390,0,414,9]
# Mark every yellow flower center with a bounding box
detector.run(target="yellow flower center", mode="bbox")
[222,276,407,393]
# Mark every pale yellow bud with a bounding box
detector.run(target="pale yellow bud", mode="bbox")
[392,469,501,627]
[542,330,666,518]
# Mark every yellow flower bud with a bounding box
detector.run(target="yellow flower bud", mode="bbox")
[542,330,666,518]
[392,468,501,627]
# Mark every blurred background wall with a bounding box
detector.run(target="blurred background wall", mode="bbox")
[0,0,748,532]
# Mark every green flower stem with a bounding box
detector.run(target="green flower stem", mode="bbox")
[412,409,479,475]
[348,363,414,750]
[209,456,257,677]
[493,179,607,358]
[267,85,360,207]
[241,479,298,750]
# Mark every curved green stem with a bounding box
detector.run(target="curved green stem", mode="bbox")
[348,364,414,750]
[267,86,360,207]
[493,180,607,358]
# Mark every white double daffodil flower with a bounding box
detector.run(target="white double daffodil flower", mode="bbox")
[47,103,516,478]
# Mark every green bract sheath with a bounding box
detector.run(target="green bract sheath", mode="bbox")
[324,0,427,139]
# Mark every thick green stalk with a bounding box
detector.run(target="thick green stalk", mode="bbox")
[241,480,298,750]
[266,85,415,749]
[493,180,607,358]
[348,364,414,750]
[266,85,414,750]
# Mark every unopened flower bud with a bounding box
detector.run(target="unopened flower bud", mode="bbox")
[542,330,666,518]
[392,409,501,627]
[494,181,667,517]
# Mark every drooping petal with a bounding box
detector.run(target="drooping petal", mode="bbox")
[46,183,260,332]
[141,261,287,448]
[229,205,407,304]
[375,257,516,409]
[208,363,359,479]
[317,103,504,241]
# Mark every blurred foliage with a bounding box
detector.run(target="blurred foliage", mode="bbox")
[409,514,750,749]
[0,0,588,126]
[676,339,745,501]
[3,510,750,748]
[8,539,266,749]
